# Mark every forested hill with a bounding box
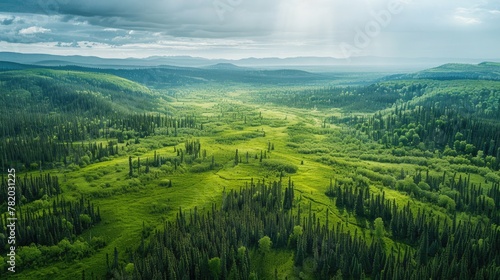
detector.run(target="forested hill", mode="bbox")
[102,66,322,87]
[384,62,500,81]
[0,61,327,87]
[0,68,189,171]
[255,62,500,113]
[0,68,159,116]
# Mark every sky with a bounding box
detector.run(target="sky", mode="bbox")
[0,0,499,59]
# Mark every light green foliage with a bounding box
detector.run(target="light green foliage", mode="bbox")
[485,172,500,183]
[125,263,135,274]
[288,225,303,248]
[396,177,419,195]
[0,256,4,271]
[438,195,456,211]
[58,238,72,253]
[249,272,258,280]
[477,195,495,212]
[258,236,272,254]
[238,246,247,259]
[374,218,385,239]
[260,159,298,173]
[208,257,221,278]
[81,155,91,167]
[79,214,92,225]
[18,245,42,266]
[418,181,431,191]
[189,163,212,173]
[70,240,91,259]
[293,225,303,237]
[465,144,476,155]
[39,245,63,260]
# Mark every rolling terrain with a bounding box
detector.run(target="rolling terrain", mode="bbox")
[1,61,500,279]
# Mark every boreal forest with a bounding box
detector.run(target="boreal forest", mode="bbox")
[1,59,500,280]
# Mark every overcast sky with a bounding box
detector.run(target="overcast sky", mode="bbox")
[0,0,499,59]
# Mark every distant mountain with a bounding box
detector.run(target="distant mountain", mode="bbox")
[204,63,249,70]
[0,52,220,68]
[2,52,495,72]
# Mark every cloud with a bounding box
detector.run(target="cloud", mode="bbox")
[1,0,281,39]
[56,41,80,48]
[454,15,481,25]
[451,4,500,26]
[1,16,15,25]
[0,0,499,59]
[453,7,482,25]
[19,26,51,35]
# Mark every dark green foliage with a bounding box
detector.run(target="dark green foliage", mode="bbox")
[129,156,133,177]
[402,62,500,81]
[189,163,213,173]
[185,139,202,158]
[0,113,200,170]
[255,82,428,111]
[0,196,102,276]
[1,196,101,248]
[0,69,202,170]
[260,159,298,174]
[327,80,500,171]
[113,179,500,279]
[121,179,287,280]
[0,173,61,207]
[325,178,335,198]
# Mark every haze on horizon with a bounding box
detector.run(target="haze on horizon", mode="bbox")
[0,0,499,61]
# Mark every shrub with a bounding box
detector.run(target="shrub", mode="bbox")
[485,172,500,184]
[438,195,456,211]
[190,163,212,173]
[18,245,42,266]
[261,159,298,173]
[258,236,272,254]
[90,237,107,249]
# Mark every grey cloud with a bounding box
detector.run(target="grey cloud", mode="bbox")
[0,0,499,59]
[1,0,282,39]
[1,17,15,25]
[56,41,80,48]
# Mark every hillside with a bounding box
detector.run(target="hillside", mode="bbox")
[0,69,159,115]
[0,61,331,87]
[383,62,500,81]
[0,69,173,172]
[64,65,327,87]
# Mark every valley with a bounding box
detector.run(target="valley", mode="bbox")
[1,62,500,279]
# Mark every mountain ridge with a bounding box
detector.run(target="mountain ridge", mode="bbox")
[2,52,497,72]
